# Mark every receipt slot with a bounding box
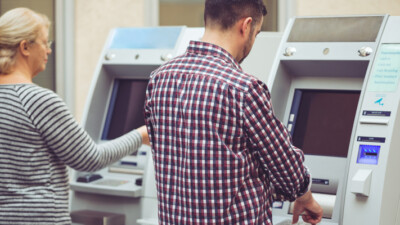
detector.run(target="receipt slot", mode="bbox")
[350,169,372,196]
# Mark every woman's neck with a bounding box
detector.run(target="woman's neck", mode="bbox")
[0,70,32,85]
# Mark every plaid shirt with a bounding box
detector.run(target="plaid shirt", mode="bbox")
[144,41,310,225]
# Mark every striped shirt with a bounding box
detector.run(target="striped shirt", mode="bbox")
[0,83,142,225]
[144,41,310,224]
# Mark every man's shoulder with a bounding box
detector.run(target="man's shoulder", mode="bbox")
[150,54,264,91]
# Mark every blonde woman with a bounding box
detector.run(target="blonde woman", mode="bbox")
[0,8,149,225]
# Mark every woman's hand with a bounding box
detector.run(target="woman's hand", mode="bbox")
[137,125,150,146]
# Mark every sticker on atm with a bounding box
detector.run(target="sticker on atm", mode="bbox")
[357,136,386,143]
[362,110,391,117]
[368,44,400,92]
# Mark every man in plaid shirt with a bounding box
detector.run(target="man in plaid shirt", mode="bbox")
[144,0,323,224]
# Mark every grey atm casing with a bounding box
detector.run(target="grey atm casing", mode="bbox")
[70,27,205,225]
[342,16,400,225]
[269,15,400,225]
[267,15,393,225]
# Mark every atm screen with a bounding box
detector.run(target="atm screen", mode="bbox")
[102,79,149,140]
[291,89,360,157]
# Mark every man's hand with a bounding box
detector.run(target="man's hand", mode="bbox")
[292,190,323,225]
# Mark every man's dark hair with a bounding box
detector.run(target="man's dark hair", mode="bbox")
[204,0,267,30]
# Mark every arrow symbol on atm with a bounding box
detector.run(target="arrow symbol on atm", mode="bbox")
[375,98,384,106]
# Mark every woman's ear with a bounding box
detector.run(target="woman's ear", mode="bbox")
[19,40,30,56]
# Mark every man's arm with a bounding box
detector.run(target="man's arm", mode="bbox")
[243,80,309,200]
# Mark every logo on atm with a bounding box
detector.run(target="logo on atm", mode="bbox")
[374,98,384,106]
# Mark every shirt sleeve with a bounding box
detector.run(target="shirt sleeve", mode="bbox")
[22,87,142,172]
[243,80,310,202]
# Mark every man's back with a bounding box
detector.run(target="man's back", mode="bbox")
[145,41,310,224]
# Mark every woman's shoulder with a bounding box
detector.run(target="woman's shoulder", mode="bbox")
[12,84,67,111]
[17,84,61,100]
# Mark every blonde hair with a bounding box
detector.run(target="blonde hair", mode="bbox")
[0,8,50,74]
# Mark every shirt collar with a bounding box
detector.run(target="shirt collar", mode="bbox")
[186,41,243,71]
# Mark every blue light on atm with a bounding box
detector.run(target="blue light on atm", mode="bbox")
[357,145,381,165]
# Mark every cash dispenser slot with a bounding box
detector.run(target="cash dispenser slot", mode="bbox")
[360,111,391,125]
[311,178,338,195]
[359,117,389,125]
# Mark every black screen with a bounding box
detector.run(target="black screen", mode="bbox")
[102,79,149,140]
[292,90,360,157]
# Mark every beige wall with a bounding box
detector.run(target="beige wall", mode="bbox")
[160,2,204,27]
[160,0,278,31]
[297,0,400,16]
[0,0,54,37]
[75,0,145,121]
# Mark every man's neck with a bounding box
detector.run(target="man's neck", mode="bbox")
[201,27,241,62]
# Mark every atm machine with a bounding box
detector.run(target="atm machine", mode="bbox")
[69,27,205,225]
[267,15,400,225]
[342,16,400,225]
[69,27,282,225]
